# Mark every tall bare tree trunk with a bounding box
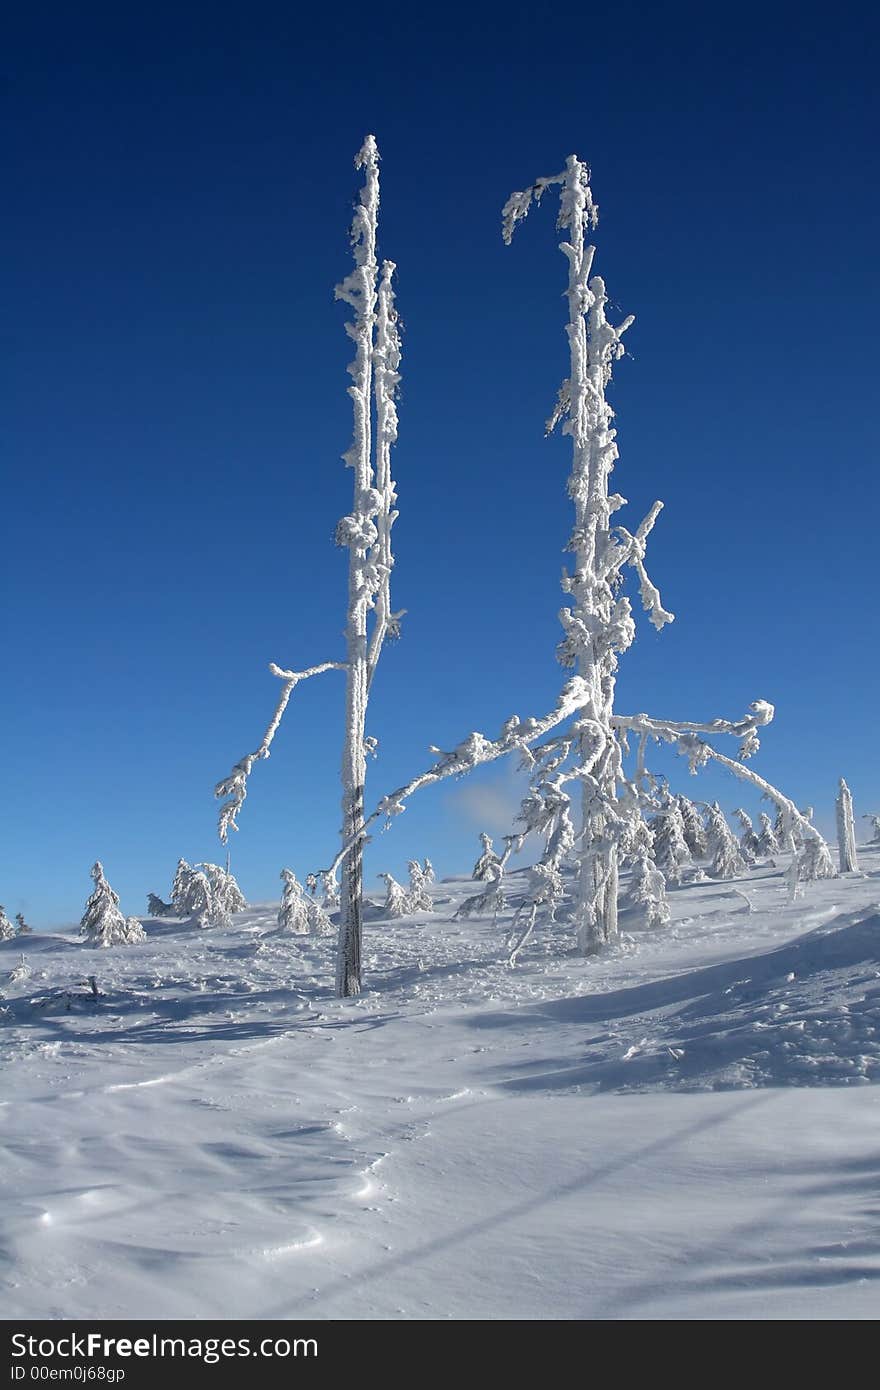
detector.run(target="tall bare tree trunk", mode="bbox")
[836,777,859,874]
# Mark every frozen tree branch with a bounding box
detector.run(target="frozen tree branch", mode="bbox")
[214,660,344,843]
[319,676,594,881]
[612,700,776,763]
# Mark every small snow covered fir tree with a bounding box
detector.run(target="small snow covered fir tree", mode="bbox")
[147,893,174,917]
[278,869,309,934]
[319,871,340,908]
[15,914,33,937]
[0,906,15,942]
[732,809,760,862]
[307,896,334,936]
[798,832,835,881]
[677,794,707,859]
[422,859,435,883]
[625,852,670,929]
[80,863,145,946]
[169,860,243,927]
[171,858,193,915]
[180,869,213,925]
[836,778,859,873]
[650,795,691,885]
[407,860,434,912]
[755,812,780,857]
[705,805,746,879]
[864,814,880,845]
[455,862,505,924]
[472,833,501,881]
[379,872,411,918]
[202,863,246,923]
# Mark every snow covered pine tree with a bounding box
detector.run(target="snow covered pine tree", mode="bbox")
[0,906,15,941]
[278,869,310,934]
[80,863,145,946]
[214,136,403,997]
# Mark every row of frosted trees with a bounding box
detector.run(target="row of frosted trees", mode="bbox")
[463,785,871,951]
[204,138,865,995]
[10,780,872,950]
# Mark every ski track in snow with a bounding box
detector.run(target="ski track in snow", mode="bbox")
[2,848,880,1319]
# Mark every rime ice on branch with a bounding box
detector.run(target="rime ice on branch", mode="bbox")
[212,137,402,998]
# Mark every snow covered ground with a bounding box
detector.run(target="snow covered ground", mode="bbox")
[2,847,880,1320]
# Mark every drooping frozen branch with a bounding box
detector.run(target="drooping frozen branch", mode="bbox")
[214,661,345,843]
[612,700,776,764]
[612,703,833,886]
[319,676,594,880]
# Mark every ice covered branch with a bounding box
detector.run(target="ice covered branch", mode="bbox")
[214,661,344,843]
[612,700,776,764]
[320,676,594,880]
[613,703,832,886]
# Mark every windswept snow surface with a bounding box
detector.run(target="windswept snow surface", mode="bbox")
[2,848,880,1320]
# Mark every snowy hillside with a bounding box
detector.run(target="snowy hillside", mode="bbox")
[2,848,880,1320]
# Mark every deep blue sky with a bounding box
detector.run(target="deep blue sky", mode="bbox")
[4,2,878,927]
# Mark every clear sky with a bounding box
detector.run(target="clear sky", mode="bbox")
[4,1,878,927]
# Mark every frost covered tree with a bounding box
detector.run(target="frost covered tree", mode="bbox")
[422,858,435,884]
[15,913,33,937]
[80,863,145,947]
[472,833,501,881]
[732,808,760,862]
[202,863,247,921]
[755,812,780,857]
[179,869,213,925]
[650,795,691,885]
[677,794,707,859]
[169,860,242,927]
[379,872,411,918]
[0,906,15,942]
[278,869,310,934]
[798,832,835,881]
[836,778,859,873]
[499,155,679,954]
[864,814,880,845]
[625,852,670,929]
[147,893,174,917]
[307,896,334,936]
[319,872,341,909]
[308,152,835,979]
[213,136,403,998]
[455,862,505,925]
[171,859,193,916]
[407,860,434,912]
[704,805,746,879]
